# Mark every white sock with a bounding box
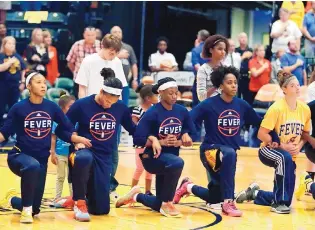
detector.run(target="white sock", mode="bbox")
[187,184,195,193]
[254,190,259,198]
[23,206,32,213]
[133,193,138,202]
[306,182,312,193]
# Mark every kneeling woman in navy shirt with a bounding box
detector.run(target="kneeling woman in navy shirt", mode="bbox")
[173,66,279,217]
[116,77,196,218]
[55,68,135,222]
[0,71,90,224]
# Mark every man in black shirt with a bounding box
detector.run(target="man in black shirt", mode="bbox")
[235,32,253,105]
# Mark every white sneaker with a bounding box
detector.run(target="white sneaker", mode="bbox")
[206,202,223,210]
[110,191,119,203]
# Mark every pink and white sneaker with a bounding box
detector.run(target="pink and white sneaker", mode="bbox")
[53,196,75,209]
[222,200,242,217]
[173,177,192,204]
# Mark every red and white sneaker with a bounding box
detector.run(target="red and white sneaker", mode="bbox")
[222,200,242,217]
[53,196,75,209]
[115,186,141,208]
[74,200,90,222]
[173,177,192,204]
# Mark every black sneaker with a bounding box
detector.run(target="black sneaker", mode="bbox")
[271,203,290,214]
[145,191,154,196]
[235,182,260,203]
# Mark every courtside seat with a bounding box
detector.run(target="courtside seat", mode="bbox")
[54,78,74,94]
[46,88,69,104]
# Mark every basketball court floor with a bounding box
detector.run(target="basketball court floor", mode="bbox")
[0,145,315,230]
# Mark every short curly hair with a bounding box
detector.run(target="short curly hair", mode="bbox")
[211,66,240,88]
[156,36,169,46]
[202,34,229,59]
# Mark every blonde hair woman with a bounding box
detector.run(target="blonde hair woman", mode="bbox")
[25,28,49,76]
[43,30,59,85]
[0,36,26,126]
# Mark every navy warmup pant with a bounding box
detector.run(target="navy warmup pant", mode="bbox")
[304,144,315,200]
[0,82,20,126]
[191,145,237,203]
[70,149,112,215]
[137,149,184,211]
[7,149,47,215]
[254,147,296,207]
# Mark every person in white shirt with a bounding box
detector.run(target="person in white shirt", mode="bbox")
[270,8,302,54]
[76,34,127,99]
[223,39,241,70]
[148,36,178,72]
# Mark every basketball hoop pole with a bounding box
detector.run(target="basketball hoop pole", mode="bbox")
[139,1,146,81]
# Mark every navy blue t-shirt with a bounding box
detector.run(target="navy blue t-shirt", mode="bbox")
[191,95,261,151]
[0,53,26,83]
[0,99,74,162]
[133,103,196,156]
[62,95,135,155]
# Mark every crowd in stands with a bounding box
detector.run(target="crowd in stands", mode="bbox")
[1,1,315,128]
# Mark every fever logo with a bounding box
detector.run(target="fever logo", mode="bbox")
[89,112,116,141]
[24,111,52,139]
[217,109,240,137]
[158,117,182,139]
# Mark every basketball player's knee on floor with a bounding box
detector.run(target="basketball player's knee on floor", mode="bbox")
[89,203,110,215]
[74,150,93,168]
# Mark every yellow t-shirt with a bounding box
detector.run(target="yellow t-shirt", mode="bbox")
[260,98,311,159]
[281,1,305,28]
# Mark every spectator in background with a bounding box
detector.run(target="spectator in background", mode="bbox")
[0,36,26,126]
[224,38,241,70]
[148,36,178,72]
[43,30,60,85]
[270,8,302,55]
[191,29,210,107]
[248,44,272,105]
[0,23,6,47]
[183,39,200,71]
[302,2,315,60]
[305,1,314,13]
[281,0,305,28]
[271,48,285,84]
[281,39,307,86]
[0,1,11,24]
[25,28,49,77]
[67,27,101,98]
[96,28,103,41]
[197,34,229,102]
[110,25,138,106]
[235,32,253,104]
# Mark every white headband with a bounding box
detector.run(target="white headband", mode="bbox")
[102,85,122,96]
[26,72,39,85]
[158,81,178,92]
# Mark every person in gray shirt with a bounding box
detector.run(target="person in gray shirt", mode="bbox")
[111,26,138,89]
